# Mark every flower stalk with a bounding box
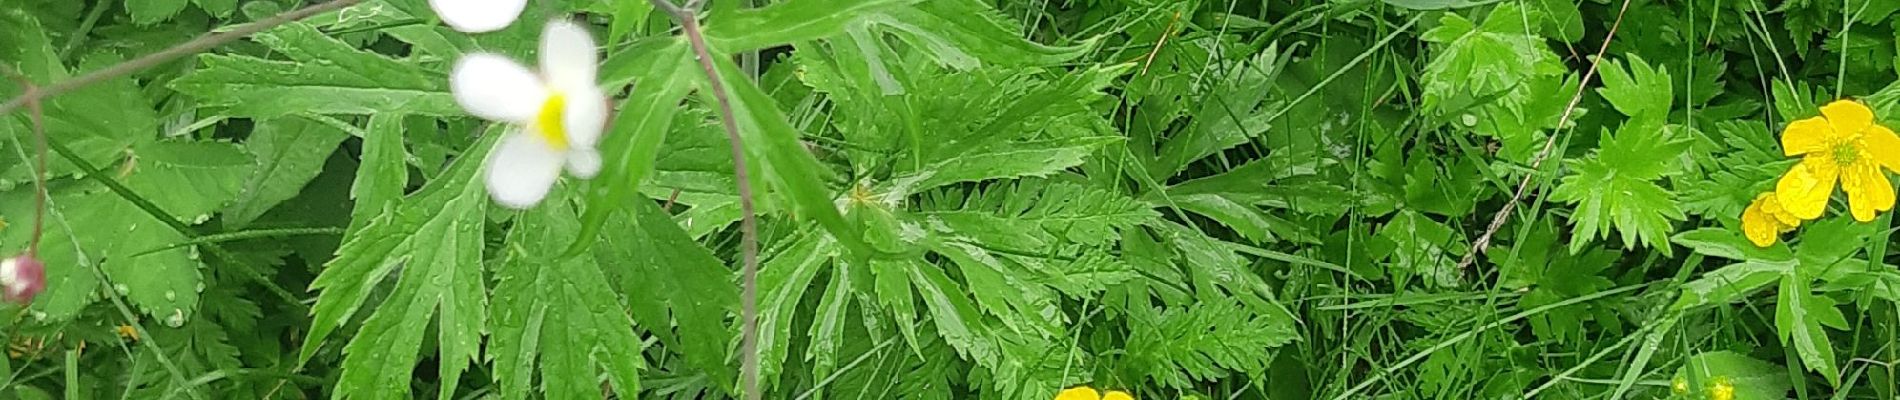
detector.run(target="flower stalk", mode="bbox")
[647,1,762,399]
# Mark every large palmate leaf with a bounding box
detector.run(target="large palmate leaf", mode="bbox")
[302,134,494,399]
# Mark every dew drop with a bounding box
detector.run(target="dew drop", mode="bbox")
[164,310,185,327]
[114,284,129,295]
[164,290,176,301]
[195,282,205,293]
[1460,114,1479,126]
[30,311,46,321]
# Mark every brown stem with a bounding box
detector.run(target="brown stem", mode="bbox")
[1456,0,1634,270]
[0,65,49,257]
[0,0,364,116]
[650,1,763,399]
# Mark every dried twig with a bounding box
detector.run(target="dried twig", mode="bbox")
[1455,0,1635,271]
[648,1,764,400]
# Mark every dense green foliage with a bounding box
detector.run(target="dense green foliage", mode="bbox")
[3,0,1900,398]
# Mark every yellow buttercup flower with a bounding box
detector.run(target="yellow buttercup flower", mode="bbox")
[1708,376,1734,400]
[1775,100,1900,222]
[1742,192,1804,246]
[1056,386,1133,400]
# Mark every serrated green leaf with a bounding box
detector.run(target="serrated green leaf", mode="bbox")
[1595,56,1673,120]
[301,133,497,395]
[708,55,871,257]
[1152,49,1286,178]
[601,200,736,390]
[574,38,692,254]
[348,114,408,234]
[756,234,837,388]
[328,135,489,399]
[1126,298,1298,389]
[193,0,236,17]
[490,202,643,400]
[892,137,1116,195]
[224,117,349,228]
[932,241,1061,338]
[1550,122,1691,253]
[123,141,252,222]
[705,0,916,52]
[171,23,453,118]
[864,0,1093,68]
[126,0,188,24]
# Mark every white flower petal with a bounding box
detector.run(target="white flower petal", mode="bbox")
[566,147,601,178]
[541,20,599,91]
[562,85,608,149]
[486,132,567,208]
[451,54,548,123]
[429,0,528,33]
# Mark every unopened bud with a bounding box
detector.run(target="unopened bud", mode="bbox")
[1,255,45,303]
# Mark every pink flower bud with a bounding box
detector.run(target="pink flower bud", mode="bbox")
[1,255,46,303]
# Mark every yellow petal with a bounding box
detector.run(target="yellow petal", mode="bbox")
[1742,195,1780,247]
[1842,162,1895,222]
[1103,391,1134,400]
[1863,124,1900,173]
[1056,387,1101,400]
[1776,158,1840,220]
[1760,193,1803,227]
[1821,100,1876,138]
[1781,117,1834,156]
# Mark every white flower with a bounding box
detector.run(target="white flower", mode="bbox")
[451,21,608,209]
[429,0,528,33]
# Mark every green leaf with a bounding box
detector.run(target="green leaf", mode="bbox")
[575,38,692,254]
[302,134,496,397]
[756,234,837,388]
[325,135,490,399]
[864,0,1093,68]
[1594,56,1673,120]
[1126,298,1298,389]
[932,241,1061,339]
[127,0,189,24]
[1375,211,1463,287]
[924,180,1157,247]
[599,200,736,389]
[1382,0,1503,10]
[1776,278,1847,386]
[1673,262,1791,310]
[224,117,349,228]
[1152,48,1288,178]
[704,0,916,52]
[124,141,253,222]
[1671,228,1797,263]
[1674,351,1792,400]
[348,114,409,233]
[489,202,643,399]
[171,23,454,118]
[893,137,1116,195]
[193,0,236,18]
[1550,122,1691,254]
[708,55,872,257]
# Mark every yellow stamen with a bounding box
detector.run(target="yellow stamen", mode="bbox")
[535,93,569,151]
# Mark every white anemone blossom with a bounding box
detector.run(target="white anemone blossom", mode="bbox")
[451,21,608,209]
[429,0,528,33]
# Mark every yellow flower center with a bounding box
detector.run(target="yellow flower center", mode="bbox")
[1831,140,1861,167]
[535,93,569,151]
